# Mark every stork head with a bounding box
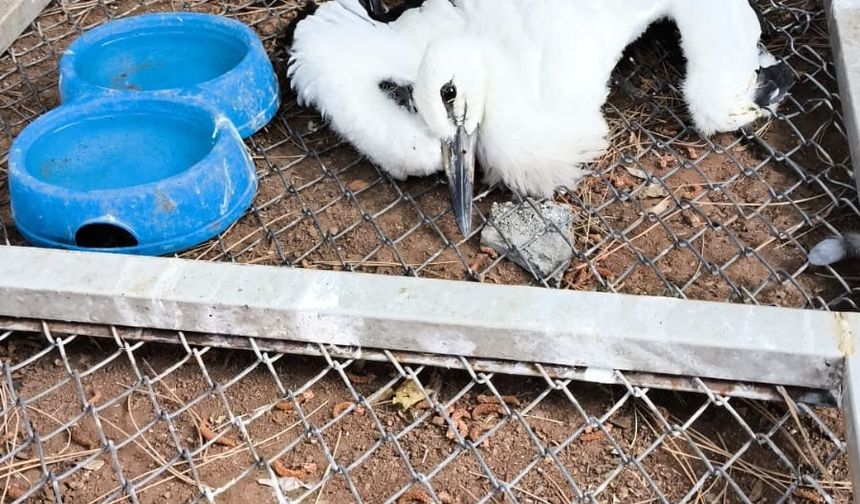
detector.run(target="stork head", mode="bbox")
[413,38,487,236]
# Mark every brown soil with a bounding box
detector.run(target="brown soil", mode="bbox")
[0,0,857,309]
[0,332,851,503]
[0,2,855,502]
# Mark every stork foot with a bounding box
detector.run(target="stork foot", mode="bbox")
[687,57,795,135]
[752,60,794,112]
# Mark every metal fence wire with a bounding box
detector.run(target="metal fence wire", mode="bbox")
[0,324,853,503]
[0,0,857,502]
[0,0,859,310]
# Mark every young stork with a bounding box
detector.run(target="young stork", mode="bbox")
[288,0,462,181]
[289,0,794,235]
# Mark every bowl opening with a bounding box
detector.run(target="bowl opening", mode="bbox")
[75,222,139,248]
[75,27,249,91]
[25,108,217,191]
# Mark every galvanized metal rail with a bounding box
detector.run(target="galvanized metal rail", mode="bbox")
[0,245,852,392]
[829,0,860,500]
[0,0,857,501]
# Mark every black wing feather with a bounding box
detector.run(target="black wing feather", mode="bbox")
[378,79,417,113]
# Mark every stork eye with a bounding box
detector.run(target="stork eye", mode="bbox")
[440,83,457,103]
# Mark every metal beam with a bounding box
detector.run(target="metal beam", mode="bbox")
[0,0,51,56]
[829,0,860,196]
[844,352,860,503]
[0,316,839,405]
[828,1,860,498]
[0,246,851,391]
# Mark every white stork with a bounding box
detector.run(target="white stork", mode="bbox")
[288,0,794,235]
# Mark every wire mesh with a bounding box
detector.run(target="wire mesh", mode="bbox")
[0,1,857,502]
[0,325,851,503]
[0,0,858,310]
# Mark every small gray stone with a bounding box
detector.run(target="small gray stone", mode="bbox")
[480,199,575,280]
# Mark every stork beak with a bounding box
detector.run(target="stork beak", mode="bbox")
[442,124,477,236]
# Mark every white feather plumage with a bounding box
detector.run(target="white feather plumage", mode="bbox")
[288,0,789,196]
[288,0,460,179]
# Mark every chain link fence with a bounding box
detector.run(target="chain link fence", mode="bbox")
[0,0,857,502]
[0,0,858,309]
[0,324,853,503]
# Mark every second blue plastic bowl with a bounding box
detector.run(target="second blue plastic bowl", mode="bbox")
[59,12,279,138]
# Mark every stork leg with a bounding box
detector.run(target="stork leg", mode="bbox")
[669,0,793,135]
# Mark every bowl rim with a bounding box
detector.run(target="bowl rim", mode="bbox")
[12,173,257,255]
[9,95,248,196]
[59,12,266,95]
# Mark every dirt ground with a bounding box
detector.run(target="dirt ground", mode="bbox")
[0,0,857,309]
[0,1,856,502]
[0,332,852,503]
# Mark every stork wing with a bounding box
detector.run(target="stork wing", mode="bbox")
[288,0,461,178]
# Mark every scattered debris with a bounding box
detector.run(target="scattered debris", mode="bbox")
[81,459,105,471]
[275,390,315,411]
[437,491,458,504]
[258,476,312,493]
[199,422,238,448]
[397,487,434,504]
[595,265,614,279]
[608,416,633,430]
[332,401,366,417]
[346,371,376,384]
[451,409,471,422]
[431,406,455,426]
[479,245,498,259]
[6,485,24,500]
[446,409,471,440]
[658,154,674,169]
[468,254,483,272]
[257,17,287,37]
[579,424,612,443]
[643,197,672,216]
[70,427,96,450]
[347,179,369,192]
[792,487,824,503]
[480,199,575,280]
[415,400,435,410]
[748,479,765,503]
[272,460,318,480]
[468,423,488,443]
[565,265,593,290]
[392,380,433,411]
[609,172,635,189]
[272,460,302,479]
[623,166,649,180]
[472,403,505,419]
[476,394,521,407]
[634,183,669,199]
[87,390,102,406]
[430,396,517,443]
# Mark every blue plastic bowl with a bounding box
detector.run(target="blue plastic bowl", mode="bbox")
[8,96,257,255]
[59,12,279,138]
